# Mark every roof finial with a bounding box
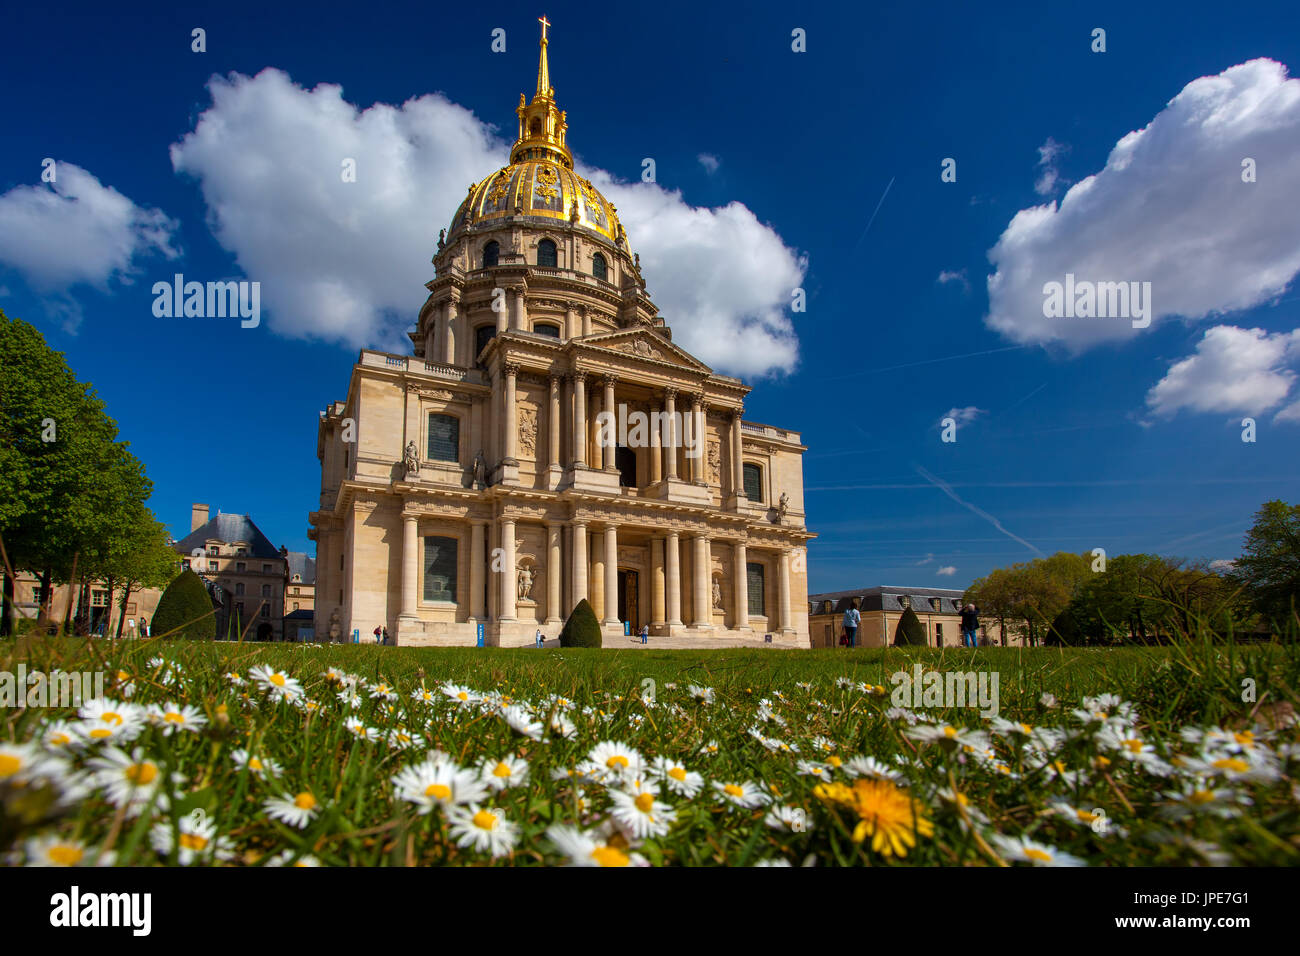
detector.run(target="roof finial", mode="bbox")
[536,15,551,98]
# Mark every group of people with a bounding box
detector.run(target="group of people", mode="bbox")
[839,602,982,648]
[371,625,389,645]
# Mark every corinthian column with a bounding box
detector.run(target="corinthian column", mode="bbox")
[513,286,527,331]
[469,520,486,620]
[546,521,562,624]
[602,375,617,472]
[444,295,458,365]
[572,371,587,468]
[571,521,588,604]
[663,387,678,481]
[548,375,562,470]
[778,548,792,633]
[503,362,519,464]
[651,537,665,625]
[730,408,744,499]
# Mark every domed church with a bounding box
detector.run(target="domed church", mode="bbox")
[309,20,814,647]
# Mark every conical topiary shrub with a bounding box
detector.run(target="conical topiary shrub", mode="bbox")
[559,598,602,648]
[894,606,928,646]
[150,569,216,640]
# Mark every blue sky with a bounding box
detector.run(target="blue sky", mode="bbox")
[2,0,1299,592]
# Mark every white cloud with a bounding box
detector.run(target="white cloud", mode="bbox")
[1145,325,1300,418]
[915,553,934,565]
[697,153,720,174]
[936,565,958,577]
[1275,399,1300,423]
[0,162,178,311]
[1034,137,1069,196]
[941,406,984,426]
[170,68,802,376]
[1209,559,1237,572]
[937,269,969,291]
[986,59,1300,352]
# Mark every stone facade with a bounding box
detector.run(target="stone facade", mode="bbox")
[809,586,1013,648]
[309,28,814,648]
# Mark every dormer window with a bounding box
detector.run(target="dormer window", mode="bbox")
[482,241,499,268]
[592,253,607,281]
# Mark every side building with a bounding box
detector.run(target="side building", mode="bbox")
[808,586,1011,648]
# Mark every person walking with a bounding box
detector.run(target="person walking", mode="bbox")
[960,604,979,648]
[381,626,390,646]
[842,599,860,648]
[535,628,544,648]
[639,624,649,645]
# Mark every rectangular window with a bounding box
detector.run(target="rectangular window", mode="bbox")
[126,603,137,615]
[423,535,458,602]
[935,623,943,645]
[262,564,272,574]
[236,562,246,572]
[208,546,219,556]
[207,561,218,572]
[743,463,763,501]
[260,605,269,618]
[91,590,109,608]
[746,562,765,617]
[261,584,272,598]
[427,413,460,463]
[235,582,245,596]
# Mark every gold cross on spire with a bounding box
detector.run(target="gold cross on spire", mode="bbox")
[538,15,550,41]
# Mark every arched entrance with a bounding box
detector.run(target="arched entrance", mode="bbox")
[617,569,639,633]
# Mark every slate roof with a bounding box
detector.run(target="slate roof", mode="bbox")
[808,585,968,616]
[285,551,317,586]
[173,512,281,560]
[284,609,315,621]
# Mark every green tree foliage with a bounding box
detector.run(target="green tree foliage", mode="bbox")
[966,552,1090,646]
[150,569,216,640]
[0,311,156,632]
[559,598,602,648]
[1233,500,1300,632]
[894,606,927,646]
[108,508,180,637]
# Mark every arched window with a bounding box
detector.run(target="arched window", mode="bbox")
[482,241,499,268]
[742,462,763,502]
[534,323,561,338]
[537,238,557,267]
[474,326,497,367]
[592,253,607,281]
[427,413,460,462]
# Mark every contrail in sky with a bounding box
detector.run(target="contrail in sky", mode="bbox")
[913,464,1044,557]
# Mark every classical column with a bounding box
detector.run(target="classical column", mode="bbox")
[548,375,562,470]
[571,521,588,604]
[663,387,678,480]
[689,395,706,484]
[443,296,458,365]
[649,399,663,484]
[691,534,711,626]
[426,308,440,362]
[665,531,682,626]
[513,286,527,331]
[502,362,519,463]
[590,530,605,620]
[579,304,592,337]
[778,548,792,632]
[546,521,563,623]
[730,408,745,498]
[572,371,587,467]
[651,537,666,625]
[564,301,576,340]
[400,513,418,620]
[499,519,517,621]
[602,375,617,472]
[733,540,749,630]
[495,286,510,333]
[469,520,486,620]
[603,523,619,625]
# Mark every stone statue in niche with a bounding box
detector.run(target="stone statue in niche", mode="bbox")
[777,491,789,523]
[473,450,487,489]
[328,609,341,642]
[517,566,536,601]
[403,441,420,478]
[712,577,723,611]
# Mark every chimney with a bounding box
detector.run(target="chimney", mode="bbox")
[191,503,210,533]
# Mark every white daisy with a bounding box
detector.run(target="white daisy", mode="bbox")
[391,753,488,812]
[23,834,113,867]
[150,813,235,864]
[608,784,677,840]
[545,824,648,866]
[764,804,813,833]
[712,780,769,809]
[229,748,282,777]
[88,746,169,816]
[991,833,1085,867]
[263,791,321,829]
[647,757,704,798]
[587,741,646,781]
[248,665,303,701]
[479,755,530,791]
[447,805,518,857]
[147,702,208,735]
[77,698,146,743]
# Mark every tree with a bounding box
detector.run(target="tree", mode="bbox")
[967,552,1090,646]
[1233,500,1300,632]
[106,509,179,637]
[0,311,154,633]
[150,570,217,640]
[894,606,927,646]
[559,598,602,648]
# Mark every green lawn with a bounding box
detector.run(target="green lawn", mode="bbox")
[2,637,1297,866]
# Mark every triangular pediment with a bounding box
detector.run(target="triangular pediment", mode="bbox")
[578,327,713,374]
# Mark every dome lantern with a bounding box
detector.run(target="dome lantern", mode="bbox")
[511,16,572,169]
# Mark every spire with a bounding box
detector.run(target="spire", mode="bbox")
[536,15,551,98]
[511,15,572,168]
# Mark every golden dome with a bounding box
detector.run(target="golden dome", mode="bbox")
[450,162,623,243]
[447,17,626,246]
